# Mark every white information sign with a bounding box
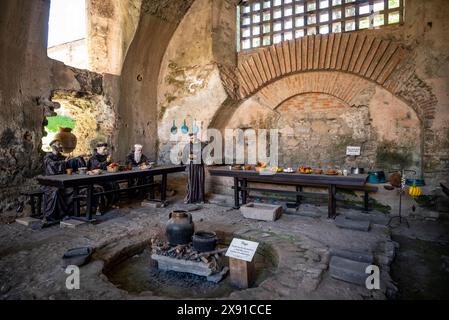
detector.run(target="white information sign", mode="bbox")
[225,238,259,262]
[346,146,361,156]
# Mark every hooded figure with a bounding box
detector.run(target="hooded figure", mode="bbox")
[126,144,149,166]
[126,144,151,198]
[87,143,118,213]
[87,143,111,170]
[183,134,208,204]
[42,140,74,222]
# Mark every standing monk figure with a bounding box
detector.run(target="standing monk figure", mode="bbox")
[183,134,208,204]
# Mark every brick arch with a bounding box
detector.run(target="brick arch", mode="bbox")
[251,72,375,112]
[219,34,437,126]
[236,34,405,97]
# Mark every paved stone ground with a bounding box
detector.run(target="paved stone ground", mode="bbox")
[0,194,399,300]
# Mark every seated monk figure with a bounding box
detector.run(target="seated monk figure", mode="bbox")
[126,144,149,166]
[87,142,111,170]
[126,144,151,198]
[87,143,118,213]
[42,140,74,222]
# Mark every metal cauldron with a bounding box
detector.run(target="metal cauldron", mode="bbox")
[192,231,217,253]
[351,167,365,175]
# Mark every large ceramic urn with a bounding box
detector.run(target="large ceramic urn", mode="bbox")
[55,127,77,153]
[166,210,194,246]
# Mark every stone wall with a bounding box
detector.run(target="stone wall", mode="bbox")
[214,0,449,189]
[51,92,116,157]
[149,0,448,189]
[156,0,236,163]
[116,0,196,161]
[226,71,423,171]
[0,0,53,212]
[87,0,142,75]
[0,0,118,213]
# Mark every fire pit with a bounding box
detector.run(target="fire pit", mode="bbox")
[151,237,227,281]
[103,232,277,299]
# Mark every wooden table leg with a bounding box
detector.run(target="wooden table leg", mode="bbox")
[241,178,248,205]
[148,175,155,200]
[30,195,36,217]
[296,185,303,205]
[37,194,42,217]
[363,191,369,213]
[86,185,93,221]
[73,187,80,217]
[128,178,133,200]
[160,174,167,204]
[328,184,337,219]
[233,177,240,209]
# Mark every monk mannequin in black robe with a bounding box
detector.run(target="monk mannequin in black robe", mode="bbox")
[87,143,118,213]
[126,144,149,166]
[87,143,111,170]
[126,144,151,198]
[42,140,74,222]
[183,134,208,204]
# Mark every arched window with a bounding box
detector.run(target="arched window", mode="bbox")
[47,0,88,69]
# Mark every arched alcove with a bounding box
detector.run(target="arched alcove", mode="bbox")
[224,71,423,173]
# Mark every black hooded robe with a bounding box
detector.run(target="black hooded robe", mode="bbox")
[42,153,74,221]
[183,141,207,204]
[126,152,150,198]
[87,151,118,212]
[125,152,149,166]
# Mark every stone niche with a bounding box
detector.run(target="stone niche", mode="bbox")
[226,87,422,173]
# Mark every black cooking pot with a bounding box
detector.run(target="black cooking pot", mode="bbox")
[351,167,364,174]
[192,231,217,253]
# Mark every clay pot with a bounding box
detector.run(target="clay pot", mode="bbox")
[166,210,195,246]
[55,127,77,153]
[389,172,402,188]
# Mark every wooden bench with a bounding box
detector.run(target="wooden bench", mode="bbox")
[339,185,379,212]
[20,190,44,217]
[234,180,378,213]
[72,181,161,216]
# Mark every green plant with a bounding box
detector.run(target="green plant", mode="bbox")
[45,116,76,133]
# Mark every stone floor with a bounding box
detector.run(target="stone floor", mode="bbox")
[0,194,447,300]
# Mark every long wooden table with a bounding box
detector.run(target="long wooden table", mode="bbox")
[209,167,369,219]
[37,165,186,221]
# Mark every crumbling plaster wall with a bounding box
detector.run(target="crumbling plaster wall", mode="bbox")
[117,0,236,161]
[0,0,52,212]
[219,0,449,188]
[0,0,117,213]
[156,0,237,163]
[87,0,142,75]
[227,88,422,172]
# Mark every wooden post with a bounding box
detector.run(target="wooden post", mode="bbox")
[229,257,255,289]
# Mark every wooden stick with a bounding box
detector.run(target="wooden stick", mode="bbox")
[194,247,228,258]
